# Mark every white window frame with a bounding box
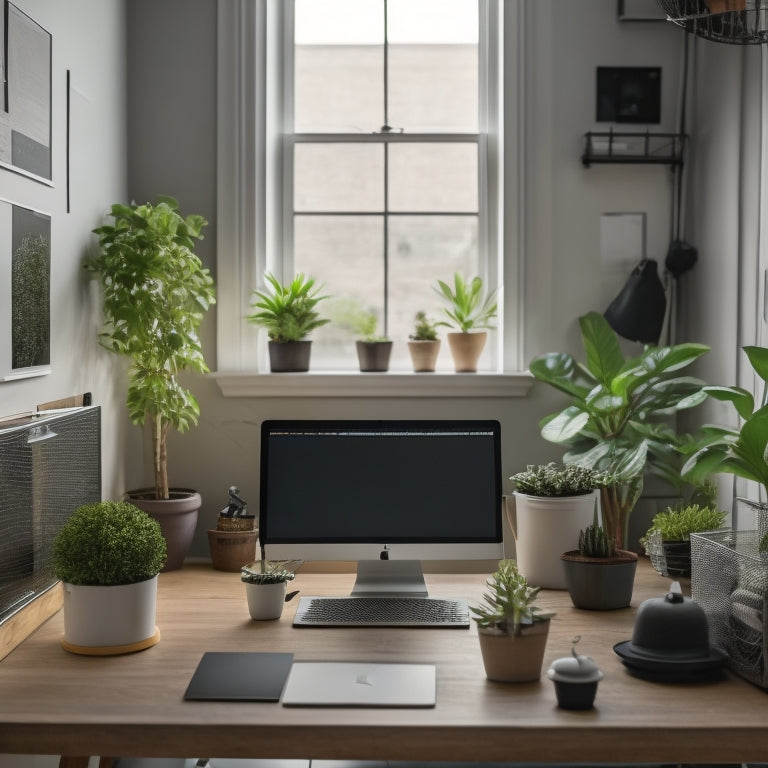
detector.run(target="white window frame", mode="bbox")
[213,0,530,397]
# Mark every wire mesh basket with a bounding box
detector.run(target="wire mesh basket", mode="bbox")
[691,529,768,688]
[645,529,693,577]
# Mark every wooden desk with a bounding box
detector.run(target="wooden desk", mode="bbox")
[1,561,767,766]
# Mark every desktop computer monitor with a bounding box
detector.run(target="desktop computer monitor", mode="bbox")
[259,419,503,596]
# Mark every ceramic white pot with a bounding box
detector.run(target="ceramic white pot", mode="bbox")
[245,581,287,620]
[508,491,598,589]
[62,575,158,649]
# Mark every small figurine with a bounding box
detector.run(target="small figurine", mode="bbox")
[219,485,247,518]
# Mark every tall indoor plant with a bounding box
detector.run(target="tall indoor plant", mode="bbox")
[434,272,497,372]
[247,272,329,372]
[529,311,709,550]
[86,196,216,569]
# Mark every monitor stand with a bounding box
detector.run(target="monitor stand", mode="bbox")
[351,560,428,597]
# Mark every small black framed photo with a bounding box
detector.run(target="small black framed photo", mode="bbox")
[596,66,661,124]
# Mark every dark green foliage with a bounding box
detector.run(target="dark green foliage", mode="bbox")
[470,559,554,635]
[12,233,50,369]
[248,272,330,342]
[578,523,616,558]
[52,501,167,586]
[511,463,604,497]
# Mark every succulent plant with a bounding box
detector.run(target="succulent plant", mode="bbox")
[578,522,617,558]
[511,463,605,497]
[470,559,554,635]
[241,560,301,585]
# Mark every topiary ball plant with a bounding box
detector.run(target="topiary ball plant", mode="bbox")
[52,501,167,586]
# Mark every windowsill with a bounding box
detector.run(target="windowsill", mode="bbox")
[211,370,534,398]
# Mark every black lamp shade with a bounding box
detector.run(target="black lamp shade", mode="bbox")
[604,259,667,344]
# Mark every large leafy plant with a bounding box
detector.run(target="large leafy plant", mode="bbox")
[683,345,768,500]
[434,272,497,333]
[52,501,167,586]
[529,311,709,547]
[247,272,329,342]
[87,196,216,500]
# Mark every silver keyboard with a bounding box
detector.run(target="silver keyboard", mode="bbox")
[293,595,470,627]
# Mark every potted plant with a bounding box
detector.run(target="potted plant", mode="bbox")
[642,502,726,578]
[86,196,216,570]
[51,501,167,654]
[241,560,300,620]
[470,559,554,682]
[683,345,768,536]
[332,297,392,372]
[407,311,441,372]
[529,311,709,551]
[434,272,497,372]
[247,272,329,372]
[561,506,638,610]
[508,463,604,589]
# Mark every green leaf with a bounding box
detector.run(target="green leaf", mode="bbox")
[744,346,768,385]
[540,406,590,443]
[579,312,625,386]
[529,352,596,400]
[704,385,755,420]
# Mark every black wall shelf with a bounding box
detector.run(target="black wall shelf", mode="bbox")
[582,130,686,167]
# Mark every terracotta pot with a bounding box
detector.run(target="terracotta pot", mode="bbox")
[560,550,638,610]
[356,340,392,372]
[268,340,312,372]
[507,492,597,589]
[407,339,441,372]
[127,489,201,571]
[208,529,259,572]
[446,331,486,372]
[477,619,550,682]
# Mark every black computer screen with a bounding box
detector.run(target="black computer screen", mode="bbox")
[259,420,502,545]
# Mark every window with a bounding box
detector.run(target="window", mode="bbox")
[215,0,524,388]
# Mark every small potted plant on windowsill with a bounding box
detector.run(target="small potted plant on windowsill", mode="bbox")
[508,463,605,589]
[247,272,330,372]
[642,502,726,579]
[52,501,167,655]
[241,560,301,620]
[407,311,441,372]
[561,509,638,610]
[434,272,497,372]
[331,297,392,372]
[471,559,554,682]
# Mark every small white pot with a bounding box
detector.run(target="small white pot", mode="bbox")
[245,581,287,620]
[508,492,597,589]
[62,575,158,649]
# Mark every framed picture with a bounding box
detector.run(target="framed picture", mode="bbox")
[618,0,669,20]
[596,66,662,124]
[0,2,52,183]
[0,199,51,381]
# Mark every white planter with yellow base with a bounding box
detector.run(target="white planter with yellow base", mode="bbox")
[61,575,160,655]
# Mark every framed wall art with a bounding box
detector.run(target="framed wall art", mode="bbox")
[0,2,52,183]
[0,199,51,381]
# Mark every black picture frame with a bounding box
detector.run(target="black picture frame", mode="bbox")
[596,66,662,124]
